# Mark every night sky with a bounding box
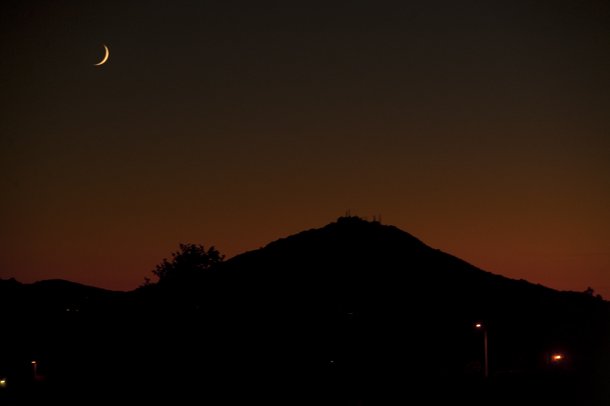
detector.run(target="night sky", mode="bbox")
[2,1,609,296]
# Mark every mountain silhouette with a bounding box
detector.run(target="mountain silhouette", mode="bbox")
[2,216,610,405]
[219,215,608,345]
[214,217,610,398]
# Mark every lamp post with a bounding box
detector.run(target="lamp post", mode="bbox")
[475,324,488,378]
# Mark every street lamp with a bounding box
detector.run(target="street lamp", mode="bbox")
[475,324,488,378]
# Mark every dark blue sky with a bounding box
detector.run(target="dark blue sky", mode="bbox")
[1,0,609,296]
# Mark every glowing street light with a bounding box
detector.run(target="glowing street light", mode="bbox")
[475,323,488,378]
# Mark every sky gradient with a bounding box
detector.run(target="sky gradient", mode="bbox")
[2,1,609,296]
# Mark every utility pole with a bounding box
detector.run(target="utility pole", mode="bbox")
[476,324,488,378]
[484,328,488,378]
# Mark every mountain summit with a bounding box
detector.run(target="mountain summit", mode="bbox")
[220,216,569,312]
[216,217,608,370]
[210,216,610,402]
[2,217,609,405]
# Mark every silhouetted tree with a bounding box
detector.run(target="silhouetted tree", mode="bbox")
[148,243,224,285]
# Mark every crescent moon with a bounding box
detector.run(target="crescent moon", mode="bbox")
[94,44,109,66]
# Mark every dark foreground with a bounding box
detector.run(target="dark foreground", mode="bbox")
[2,369,610,406]
[3,218,610,405]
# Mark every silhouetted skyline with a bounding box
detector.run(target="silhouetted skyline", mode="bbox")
[2,217,610,405]
[1,1,609,297]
